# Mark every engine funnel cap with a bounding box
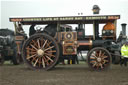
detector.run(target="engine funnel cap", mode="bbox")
[92,5,100,14]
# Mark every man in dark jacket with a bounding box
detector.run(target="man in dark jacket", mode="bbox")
[29,24,36,36]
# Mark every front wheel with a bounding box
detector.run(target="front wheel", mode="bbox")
[87,47,112,71]
[22,33,59,70]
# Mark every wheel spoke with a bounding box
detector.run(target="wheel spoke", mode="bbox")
[92,63,97,67]
[40,38,44,47]
[46,50,56,53]
[26,48,30,58]
[96,51,99,57]
[45,56,54,62]
[42,40,48,48]
[37,39,41,49]
[45,41,52,48]
[99,63,103,69]
[44,53,56,57]
[44,46,55,52]
[26,47,36,52]
[42,58,45,68]
[91,54,97,58]
[104,60,109,63]
[96,64,100,69]
[43,56,49,65]
[101,52,105,58]
[28,52,37,55]
[90,57,96,59]
[90,60,96,63]
[102,56,108,59]
[99,50,102,57]
[33,58,38,67]
[38,57,41,68]
[30,44,38,51]
[47,41,52,46]
[27,54,37,60]
[32,40,38,48]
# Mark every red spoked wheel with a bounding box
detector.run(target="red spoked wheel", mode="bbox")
[22,33,59,70]
[87,47,112,71]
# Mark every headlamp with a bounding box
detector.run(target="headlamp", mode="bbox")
[102,30,106,34]
[110,30,114,33]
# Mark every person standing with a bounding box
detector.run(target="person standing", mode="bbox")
[29,24,36,36]
[121,42,128,66]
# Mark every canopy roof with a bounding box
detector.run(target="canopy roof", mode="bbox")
[9,15,120,25]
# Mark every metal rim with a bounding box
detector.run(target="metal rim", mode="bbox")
[87,47,111,71]
[22,33,59,70]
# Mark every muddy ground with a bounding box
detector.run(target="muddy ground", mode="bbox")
[0,62,128,85]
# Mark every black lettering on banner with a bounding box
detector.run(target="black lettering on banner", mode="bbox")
[23,18,42,21]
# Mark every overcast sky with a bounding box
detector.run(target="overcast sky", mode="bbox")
[0,0,128,36]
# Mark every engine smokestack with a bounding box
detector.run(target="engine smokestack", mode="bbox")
[121,23,127,36]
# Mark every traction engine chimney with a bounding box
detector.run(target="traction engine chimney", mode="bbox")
[121,23,127,36]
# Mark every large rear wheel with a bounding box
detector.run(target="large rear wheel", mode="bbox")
[87,47,112,71]
[22,33,59,70]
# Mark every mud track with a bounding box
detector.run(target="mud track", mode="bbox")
[0,63,128,85]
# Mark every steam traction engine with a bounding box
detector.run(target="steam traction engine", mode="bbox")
[0,29,22,65]
[9,15,123,70]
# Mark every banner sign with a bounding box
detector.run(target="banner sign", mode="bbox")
[10,15,120,22]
